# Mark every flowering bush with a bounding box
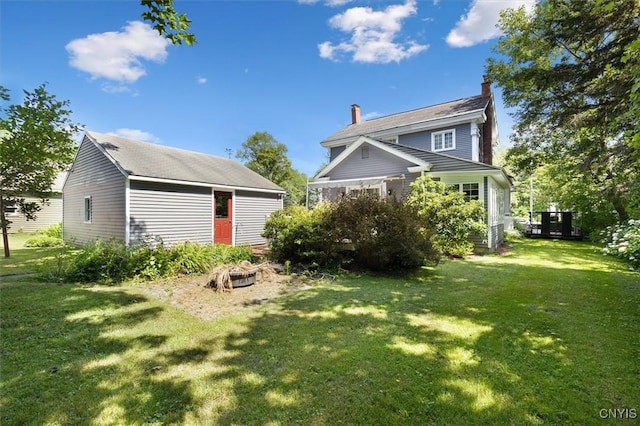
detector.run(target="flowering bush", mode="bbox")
[601,219,640,270]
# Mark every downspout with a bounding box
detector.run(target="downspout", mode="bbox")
[306,179,310,209]
[125,178,130,245]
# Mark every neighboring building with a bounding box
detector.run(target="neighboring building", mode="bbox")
[5,172,66,233]
[63,131,285,247]
[309,78,512,252]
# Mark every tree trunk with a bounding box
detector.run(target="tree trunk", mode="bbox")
[0,201,10,258]
[2,227,9,258]
[610,195,629,223]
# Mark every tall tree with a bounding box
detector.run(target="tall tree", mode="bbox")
[140,0,196,46]
[237,131,293,185]
[0,84,82,257]
[279,169,308,208]
[487,0,640,223]
[236,131,308,207]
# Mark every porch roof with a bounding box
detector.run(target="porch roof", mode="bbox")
[308,174,405,189]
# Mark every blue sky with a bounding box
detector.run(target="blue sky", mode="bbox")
[1,0,533,176]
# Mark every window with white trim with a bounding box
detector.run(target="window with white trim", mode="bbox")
[431,129,456,152]
[84,196,92,223]
[347,185,382,198]
[447,183,479,201]
[3,204,19,216]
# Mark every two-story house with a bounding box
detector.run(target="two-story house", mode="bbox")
[309,78,512,252]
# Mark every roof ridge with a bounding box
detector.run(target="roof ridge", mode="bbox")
[87,130,232,162]
[358,94,484,124]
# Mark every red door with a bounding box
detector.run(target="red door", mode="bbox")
[214,191,233,245]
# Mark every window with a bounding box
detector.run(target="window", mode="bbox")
[462,183,479,201]
[361,146,369,159]
[432,129,456,152]
[3,204,19,216]
[215,192,231,218]
[347,185,381,198]
[84,196,92,223]
[447,183,479,201]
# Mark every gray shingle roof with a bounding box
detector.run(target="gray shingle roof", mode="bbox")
[377,140,503,173]
[86,131,284,192]
[323,95,489,144]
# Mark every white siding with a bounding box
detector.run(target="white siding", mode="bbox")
[129,181,212,246]
[6,194,62,233]
[235,190,282,246]
[63,139,126,245]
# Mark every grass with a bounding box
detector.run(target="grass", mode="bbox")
[1,237,639,425]
[0,232,67,277]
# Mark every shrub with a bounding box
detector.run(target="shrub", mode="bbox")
[263,195,438,272]
[43,223,62,238]
[24,223,64,247]
[504,228,524,243]
[406,175,486,257]
[601,219,640,270]
[263,176,488,272]
[129,241,173,280]
[208,243,253,266]
[167,242,214,275]
[329,192,437,272]
[61,238,254,283]
[24,235,64,248]
[64,239,130,283]
[263,204,338,268]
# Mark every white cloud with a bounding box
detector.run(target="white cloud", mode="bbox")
[109,128,161,144]
[100,83,135,95]
[298,0,351,5]
[326,0,352,6]
[318,0,428,63]
[66,21,170,83]
[197,77,207,85]
[446,0,536,48]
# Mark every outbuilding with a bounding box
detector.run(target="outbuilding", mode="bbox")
[63,131,284,247]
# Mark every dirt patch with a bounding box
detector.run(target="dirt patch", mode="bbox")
[133,273,313,321]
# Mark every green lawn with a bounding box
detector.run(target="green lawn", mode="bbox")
[1,239,638,425]
[0,232,66,277]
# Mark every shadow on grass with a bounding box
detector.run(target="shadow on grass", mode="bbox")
[1,240,637,424]
[0,282,203,425]
[206,243,639,424]
[0,245,65,277]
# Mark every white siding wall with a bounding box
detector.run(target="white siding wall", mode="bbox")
[129,181,212,246]
[6,194,62,233]
[63,140,126,245]
[234,190,282,246]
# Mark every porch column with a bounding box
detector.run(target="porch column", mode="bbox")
[470,122,480,162]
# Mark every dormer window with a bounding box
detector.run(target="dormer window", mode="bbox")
[432,129,456,152]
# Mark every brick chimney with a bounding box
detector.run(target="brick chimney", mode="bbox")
[481,75,491,98]
[481,76,494,165]
[351,104,361,124]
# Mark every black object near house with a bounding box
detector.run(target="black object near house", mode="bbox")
[527,211,583,240]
